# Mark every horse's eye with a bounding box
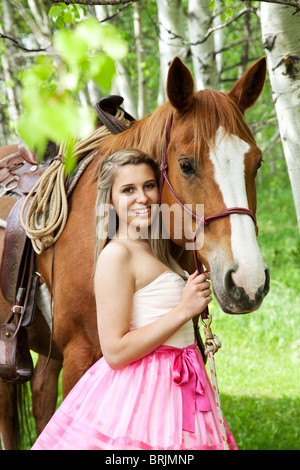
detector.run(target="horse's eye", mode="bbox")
[257,158,264,170]
[179,160,195,175]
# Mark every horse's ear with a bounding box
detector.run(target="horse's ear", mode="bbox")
[167,57,194,113]
[228,57,267,114]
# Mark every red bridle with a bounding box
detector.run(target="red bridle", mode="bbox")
[159,115,258,319]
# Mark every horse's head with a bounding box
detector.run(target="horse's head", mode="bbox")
[162,57,270,314]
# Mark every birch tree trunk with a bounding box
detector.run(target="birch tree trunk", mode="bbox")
[156,0,186,104]
[94,5,137,117]
[133,2,146,118]
[1,0,20,141]
[27,0,52,37]
[261,3,300,231]
[187,0,219,90]
[10,0,52,50]
[214,0,223,78]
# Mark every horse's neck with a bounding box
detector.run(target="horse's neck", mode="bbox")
[102,107,170,164]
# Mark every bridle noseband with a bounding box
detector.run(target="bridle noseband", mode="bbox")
[159,115,258,319]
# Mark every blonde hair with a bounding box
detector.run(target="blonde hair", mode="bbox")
[95,148,185,277]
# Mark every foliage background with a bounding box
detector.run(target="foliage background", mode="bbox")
[0,0,299,450]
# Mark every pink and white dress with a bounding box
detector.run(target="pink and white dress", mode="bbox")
[32,271,238,450]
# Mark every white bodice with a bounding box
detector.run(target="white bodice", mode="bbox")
[131,271,195,348]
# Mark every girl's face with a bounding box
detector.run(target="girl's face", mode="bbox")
[111,163,159,237]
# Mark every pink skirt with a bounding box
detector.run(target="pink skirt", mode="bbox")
[31,343,238,450]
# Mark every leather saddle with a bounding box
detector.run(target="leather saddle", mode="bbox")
[0,197,40,383]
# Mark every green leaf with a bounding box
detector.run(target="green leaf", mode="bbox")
[75,106,96,139]
[98,24,128,60]
[56,16,65,29]
[62,138,77,175]
[63,10,73,24]
[75,17,104,49]
[42,97,80,142]
[88,54,116,90]
[17,16,128,159]
[48,5,63,21]
[53,28,88,63]
[17,114,48,158]
[209,1,216,12]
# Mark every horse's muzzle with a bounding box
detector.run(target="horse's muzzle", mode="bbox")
[213,263,270,314]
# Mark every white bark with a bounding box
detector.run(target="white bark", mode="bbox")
[133,2,146,118]
[214,0,223,78]
[114,62,138,118]
[187,0,219,90]
[156,0,186,104]
[10,0,52,50]
[95,5,137,117]
[27,0,51,36]
[0,0,20,139]
[261,3,300,231]
[94,4,109,20]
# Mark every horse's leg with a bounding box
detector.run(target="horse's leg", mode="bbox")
[30,355,62,436]
[61,337,101,397]
[0,381,15,450]
[27,310,63,437]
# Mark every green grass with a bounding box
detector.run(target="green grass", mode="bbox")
[206,158,300,450]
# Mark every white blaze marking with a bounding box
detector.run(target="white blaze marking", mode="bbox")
[209,127,265,298]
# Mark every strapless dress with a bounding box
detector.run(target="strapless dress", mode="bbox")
[32,271,238,450]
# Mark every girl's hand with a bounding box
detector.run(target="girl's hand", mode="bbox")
[180,270,212,320]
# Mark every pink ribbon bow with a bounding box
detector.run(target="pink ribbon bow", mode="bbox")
[157,343,211,433]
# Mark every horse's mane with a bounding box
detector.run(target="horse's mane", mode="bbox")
[94,88,255,174]
[190,89,256,159]
[98,102,172,163]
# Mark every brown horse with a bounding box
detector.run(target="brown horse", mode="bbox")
[0,56,269,448]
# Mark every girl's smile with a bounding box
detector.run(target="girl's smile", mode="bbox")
[129,206,152,217]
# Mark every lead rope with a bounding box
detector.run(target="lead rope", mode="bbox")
[160,116,257,450]
[193,220,229,449]
[201,314,229,450]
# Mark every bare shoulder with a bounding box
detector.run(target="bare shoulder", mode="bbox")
[98,240,131,264]
[95,240,133,283]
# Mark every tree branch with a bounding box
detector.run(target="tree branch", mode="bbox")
[241,0,300,13]
[160,6,259,47]
[206,35,261,59]
[0,32,48,52]
[50,0,138,5]
[97,2,134,22]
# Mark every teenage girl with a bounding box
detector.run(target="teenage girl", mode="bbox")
[32,148,238,450]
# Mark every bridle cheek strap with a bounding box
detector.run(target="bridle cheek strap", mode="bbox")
[160,115,258,319]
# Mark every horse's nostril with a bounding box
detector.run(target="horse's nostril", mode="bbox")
[264,265,270,295]
[224,264,270,305]
[224,267,242,301]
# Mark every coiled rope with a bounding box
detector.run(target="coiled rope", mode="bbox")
[20,109,130,254]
